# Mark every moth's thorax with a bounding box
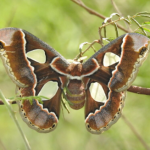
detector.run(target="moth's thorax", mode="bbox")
[65,62,86,109]
[66,62,83,76]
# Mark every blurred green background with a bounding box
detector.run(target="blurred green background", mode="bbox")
[0,0,150,150]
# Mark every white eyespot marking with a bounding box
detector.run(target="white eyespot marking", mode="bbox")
[38,81,58,100]
[26,49,46,63]
[103,52,120,67]
[90,82,106,103]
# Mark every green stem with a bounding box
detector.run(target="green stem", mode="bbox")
[0,90,31,150]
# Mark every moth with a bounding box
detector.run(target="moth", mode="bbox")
[0,28,149,134]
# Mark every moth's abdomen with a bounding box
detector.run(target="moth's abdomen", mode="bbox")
[66,79,86,110]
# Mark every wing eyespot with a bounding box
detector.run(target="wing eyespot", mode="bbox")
[26,49,46,63]
[0,41,4,49]
[52,123,56,128]
[86,123,91,129]
[140,47,147,55]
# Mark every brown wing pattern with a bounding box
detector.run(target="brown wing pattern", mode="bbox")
[83,33,150,134]
[0,28,69,132]
[0,28,149,134]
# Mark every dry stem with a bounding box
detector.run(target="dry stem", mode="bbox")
[122,115,150,150]
[71,0,129,33]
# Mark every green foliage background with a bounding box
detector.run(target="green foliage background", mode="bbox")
[0,0,150,150]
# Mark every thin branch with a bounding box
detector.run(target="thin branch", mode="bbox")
[0,91,31,150]
[74,40,100,60]
[122,115,150,150]
[0,100,16,105]
[127,86,150,95]
[0,86,150,106]
[0,139,7,150]
[110,0,132,32]
[110,0,122,15]
[130,17,147,35]
[71,0,129,33]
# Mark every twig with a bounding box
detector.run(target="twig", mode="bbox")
[131,18,147,35]
[0,91,31,150]
[0,100,16,105]
[0,85,150,106]
[110,0,132,32]
[127,86,150,95]
[71,0,129,33]
[110,0,122,16]
[74,40,100,60]
[122,115,150,150]
[0,139,7,150]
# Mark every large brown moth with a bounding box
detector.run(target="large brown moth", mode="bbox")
[0,28,149,134]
